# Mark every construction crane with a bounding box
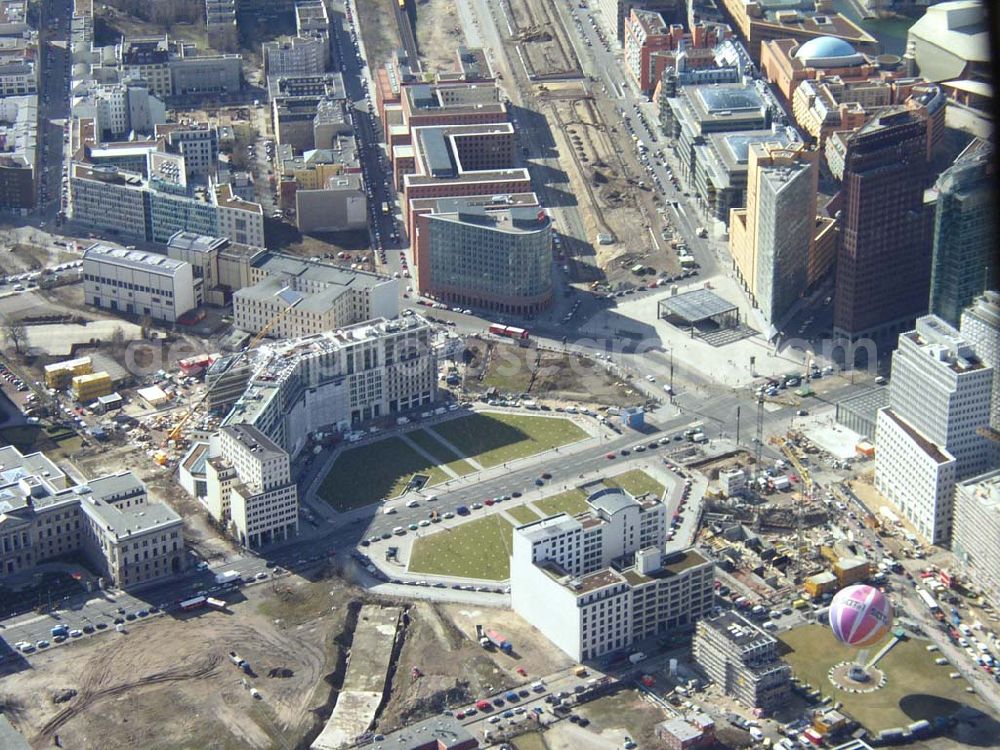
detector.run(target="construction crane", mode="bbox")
[977,426,1000,443]
[162,295,302,446]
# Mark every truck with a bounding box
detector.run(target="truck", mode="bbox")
[206,597,227,611]
[475,624,490,648]
[485,629,513,654]
[628,651,647,664]
[488,323,530,342]
[228,650,252,673]
[215,570,241,587]
[50,624,69,638]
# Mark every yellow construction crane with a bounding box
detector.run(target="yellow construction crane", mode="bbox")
[977,426,1000,443]
[162,295,302,447]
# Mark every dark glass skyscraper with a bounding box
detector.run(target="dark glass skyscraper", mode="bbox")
[833,108,932,349]
[930,138,997,327]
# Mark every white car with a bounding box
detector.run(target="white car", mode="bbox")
[646,375,656,382]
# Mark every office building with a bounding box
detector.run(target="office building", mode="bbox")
[294,171,367,233]
[213,182,265,247]
[119,35,242,99]
[510,486,715,661]
[200,424,298,549]
[729,143,818,334]
[222,316,437,456]
[661,83,771,183]
[155,121,220,179]
[906,0,989,84]
[203,354,253,411]
[165,231,229,302]
[69,161,264,246]
[295,0,332,69]
[400,123,531,237]
[205,0,238,52]
[232,252,400,339]
[692,126,800,225]
[762,36,882,103]
[263,35,326,77]
[875,315,994,544]
[952,469,1000,605]
[0,445,184,590]
[693,611,791,712]
[929,138,997,327]
[960,291,1000,430]
[0,60,35,97]
[832,108,931,347]
[714,0,876,64]
[413,196,553,315]
[83,243,197,322]
[384,80,508,151]
[0,94,35,212]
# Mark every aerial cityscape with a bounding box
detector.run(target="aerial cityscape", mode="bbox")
[0,0,996,748]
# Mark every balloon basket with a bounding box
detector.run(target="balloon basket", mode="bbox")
[828,661,886,694]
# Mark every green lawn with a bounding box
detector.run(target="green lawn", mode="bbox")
[604,469,665,499]
[779,624,988,732]
[506,504,541,525]
[429,412,587,468]
[317,438,450,511]
[533,489,589,517]
[405,429,476,477]
[408,515,515,580]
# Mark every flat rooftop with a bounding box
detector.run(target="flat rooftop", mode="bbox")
[880,408,952,465]
[622,549,709,585]
[702,610,776,647]
[84,244,187,274]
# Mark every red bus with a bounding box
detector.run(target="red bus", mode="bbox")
[488,324,529,341]
[179,596,207,611]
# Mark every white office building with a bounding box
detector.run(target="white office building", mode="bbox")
[960,290,1000,431]
[875,315,994,545]
[0,445,185,590]
[510,487,712,662]
[233,253,399,340]
[83,243,197,322]
[952,469,1000,605]
[200,424,298,549]
[222,316,438,457]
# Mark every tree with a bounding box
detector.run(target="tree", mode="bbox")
[110,326,127,354]
[4,317,27,355]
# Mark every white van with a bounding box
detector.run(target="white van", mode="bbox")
[382,507,396,515]
[406,499,419,508]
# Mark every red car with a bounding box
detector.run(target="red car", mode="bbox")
[606,452,616,459]
[484,498,495,506]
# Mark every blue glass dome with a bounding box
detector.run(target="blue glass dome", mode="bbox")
[795,36,858,60]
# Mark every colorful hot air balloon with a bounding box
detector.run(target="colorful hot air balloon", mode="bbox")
[829,584,892,648]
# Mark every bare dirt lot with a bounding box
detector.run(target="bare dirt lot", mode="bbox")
[376,601,574,732]
[358,0,403,75]
[505,0,580,79]
[413,0,466,73]
[0,576,360,749]
[465,340,636,406]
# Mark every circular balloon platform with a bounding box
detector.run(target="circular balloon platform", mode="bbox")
[828,661,887,693]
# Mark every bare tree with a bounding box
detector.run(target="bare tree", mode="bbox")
[110,325,127,354]
[3,317,27,355]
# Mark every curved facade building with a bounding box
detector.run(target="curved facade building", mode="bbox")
[419,198,553,315]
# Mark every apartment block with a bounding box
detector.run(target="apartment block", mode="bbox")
[233,251,400,339]
[624,10,729,95]
[952,469,1000,605]
[0,445,185,590]
[199,425,298,549]
[0,61,35,96]
[120,35,242,99]
[510,487,712,662]
[693,612,791,712]
[213,182,265,247]
[222,316,437,457]
[83,243,197,322]
[294,171,367,233]
[71,80,166,139]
